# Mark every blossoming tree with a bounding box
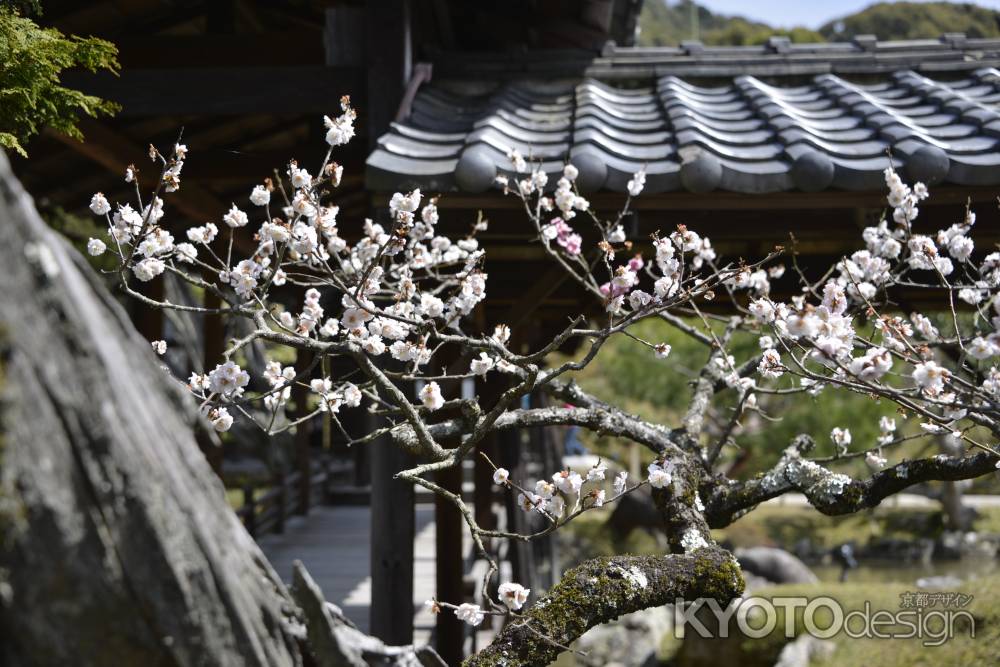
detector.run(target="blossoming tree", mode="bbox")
[83,97,1000,664]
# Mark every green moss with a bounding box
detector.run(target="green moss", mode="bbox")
[693,552,745,599]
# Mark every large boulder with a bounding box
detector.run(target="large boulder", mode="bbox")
[0,152,441,666]
[734,546,819,585]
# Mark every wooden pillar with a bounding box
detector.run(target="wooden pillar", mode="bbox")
[365,0,411,148]
[364,2,413,638]
[473,434,498,535]
[435,461,465,664]
[293,350,313,515]
[242,483,256,537]
[474,378,501,544]
[198,287,224,475]
[202,290,223,373]
[134,276,164,343]
[369,409,415,645]
[499,426,534,591]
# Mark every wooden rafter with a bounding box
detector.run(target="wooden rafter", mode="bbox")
[62,66,366,117]
[51,119,225,224]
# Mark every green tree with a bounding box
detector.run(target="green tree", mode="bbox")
[637,0,822,47]
[638,0,1000,47]
[0,2,119,157]
[820,2,1000,40]
[556,317,899,477]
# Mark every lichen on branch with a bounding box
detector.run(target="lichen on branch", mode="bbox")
[464,548,743,667]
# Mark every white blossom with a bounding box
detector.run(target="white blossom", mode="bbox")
[89,193,111,215]
[324,105,356,146]
[866,451,887,471]
[614,471,628,495]
[647,461,673,489]
[847,347,892,381]
[209,407,233,432]
[498,582,530,611]
[420,381,444,411]
[133,258,165,282]
[249,185,271,206]
[878,416,897,445]
[913,360,950,395]
[470,352,495,376]
[208,361,250,397]
[552,470,583,495]
[87,238,106,256]
[757,348,783,379]
[454,603,484,626]
[187,222,219,244]
[831,427,852,451]
[968,336,999,360]
[223,204,249,228]
[627,169,646,197]
[587,461,607,481]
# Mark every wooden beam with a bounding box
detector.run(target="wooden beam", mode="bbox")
[113,34,326,68]
[501,263,569,330]
[50,0,183,35]
[62,66,365,116]
[51,120,227,223]
[380,186,1000,211]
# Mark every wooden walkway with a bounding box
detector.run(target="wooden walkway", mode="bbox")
[258,504,484,645]
[259,505,431,637]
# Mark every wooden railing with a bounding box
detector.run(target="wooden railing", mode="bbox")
[235,460,335,538]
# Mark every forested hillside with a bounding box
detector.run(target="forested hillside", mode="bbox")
[638,0,1000,46]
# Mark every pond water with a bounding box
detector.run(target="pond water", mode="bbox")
[811,556,998,586]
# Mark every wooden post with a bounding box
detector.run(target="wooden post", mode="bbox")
[364,1,413,638]
[369,410,415,645]
[134,276,164,343]
[293,350,314,515]
[275,475,286,534]
[435,460,465,664]
[473,433,498,535]
[474,380,502,544]
[499,427,534,592]
[365,0,411,149]
[242,484,256,537]
[202,290,224,373]
[201,288,225,475]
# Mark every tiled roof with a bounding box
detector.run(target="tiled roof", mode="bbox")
[428,34,1000,79]
[366,40,1000,196]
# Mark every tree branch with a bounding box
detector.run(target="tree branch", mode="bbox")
[704,450,1000,528]
[465,547,743,667]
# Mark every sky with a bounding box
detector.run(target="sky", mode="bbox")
[691,0,1000,29]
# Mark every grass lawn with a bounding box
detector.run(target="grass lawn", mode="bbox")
[556,504,1000,665]
[721,576,998,667]
[564,502,1000,561]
